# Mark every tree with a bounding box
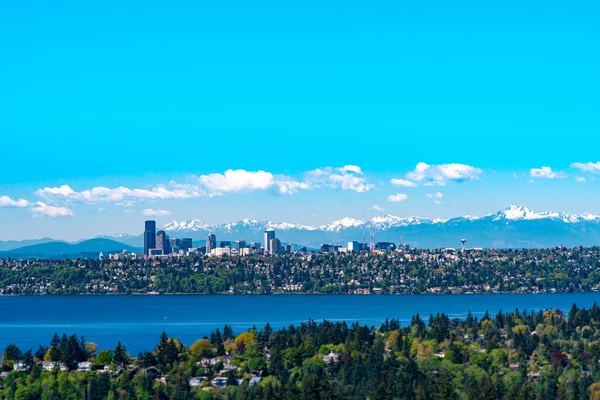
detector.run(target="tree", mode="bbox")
[190,339,212,358]
[3,344,22,361]
[85,342,98,359]
[113,342,128,365]
[97,350,113,365]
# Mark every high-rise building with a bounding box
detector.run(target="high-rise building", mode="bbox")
[219,241,231,248]
[170,238,181,251]
[269,238,281,255]
[250,242,262,252]
[156,231,169,255]
[264,229,276,253]
[348,241,360,252]
[235,240,246,251]
[181,238,193,251]
[206,233,216,255]
[285,244,293,254]
[144,220,156,256]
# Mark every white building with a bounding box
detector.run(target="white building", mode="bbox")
[77,362,92,372]
[348,241,361,252]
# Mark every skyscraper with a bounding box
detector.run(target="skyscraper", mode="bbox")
[144,220,156,257]
[264,229,275,253]
[206,233,216,255]
[156,231,168,255]
[270,238,281,255]
[181,238,193,251]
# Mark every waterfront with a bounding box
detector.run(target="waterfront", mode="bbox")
[2,292,600,354]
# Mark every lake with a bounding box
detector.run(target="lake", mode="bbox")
[1,293,600,354]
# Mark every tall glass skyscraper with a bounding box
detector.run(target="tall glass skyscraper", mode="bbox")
[144,220,156,256]
[264,229,275,253]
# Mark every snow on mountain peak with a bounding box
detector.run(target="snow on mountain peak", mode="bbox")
[163,218,210,232]
[268,222,317,231]
[321,217,365,232]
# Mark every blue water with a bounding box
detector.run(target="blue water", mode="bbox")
[1,293,600,354]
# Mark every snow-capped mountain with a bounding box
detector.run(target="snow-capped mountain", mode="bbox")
[319,217,364,232]
[485,205,600,224]
[102,205,600,249]
[162,218,211,232]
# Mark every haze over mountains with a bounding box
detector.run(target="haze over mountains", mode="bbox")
[3,205,600,258]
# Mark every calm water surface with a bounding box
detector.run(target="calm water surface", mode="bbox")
[2,293,600,354]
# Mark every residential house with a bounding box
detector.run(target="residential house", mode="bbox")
[212,377,228,388]
[323,352,339,365]
[42,361,58,371]
[249,377,262,386]
[189,377,207,387]
[13,361,29,372]
[77,362,92,372]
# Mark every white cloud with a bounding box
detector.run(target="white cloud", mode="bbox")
[406,162,483,186]
[199,170,276,194]
[530,166,567,179]
[434,200,443,205]
[571,162,600,174]
[576,176,587,182]
[36,184,203,204]
[372,205,384,212]
[390,178,418,187]
[426,192,444,199]
[304,166,374,192]
[387,193,408,202]
[342,165,363,174]
[30,202,74,217]
[35,166,374,208]
[0,196,29,208]
[141,209,172,217]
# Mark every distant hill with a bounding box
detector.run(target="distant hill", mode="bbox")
[0,238,60,252]
[0,238,141,259]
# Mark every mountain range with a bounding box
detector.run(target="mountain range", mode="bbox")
[3,205,600,257]
[0,239,142,259]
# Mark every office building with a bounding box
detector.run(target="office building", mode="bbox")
[156,231,170,255]
[235,240,246,251]
[269,238,281,255]
[181,238,193,252]
[144,220,156,256]
[250,242,262,252]
[321,244,342,253]
[170,238,181,249]
[219,241,231,248]
[264,229,276,253]
[375,242,396,252]
[206,233,216,255]
[348,241,361,252]
[285,244,293,254]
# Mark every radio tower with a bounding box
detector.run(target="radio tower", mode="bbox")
[370,221,375,253]
[362,216,366,245]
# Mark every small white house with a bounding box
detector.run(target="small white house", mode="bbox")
[323,352,340,365]
[212,377,228,388]
[59,363,68,372]
[189,377,207,387]
[13,362,29,372]
[42,361,58,371]
[77,362,92,372]
[249,376,262,386]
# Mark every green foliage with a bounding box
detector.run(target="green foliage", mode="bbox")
[4,303,600,399]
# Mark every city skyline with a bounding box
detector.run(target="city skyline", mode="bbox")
[1,0,600,241]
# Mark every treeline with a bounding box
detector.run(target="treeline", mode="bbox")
[4,304,600,398]
[3,246,600,295]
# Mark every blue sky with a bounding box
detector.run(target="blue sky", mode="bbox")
[1,0,599,240]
